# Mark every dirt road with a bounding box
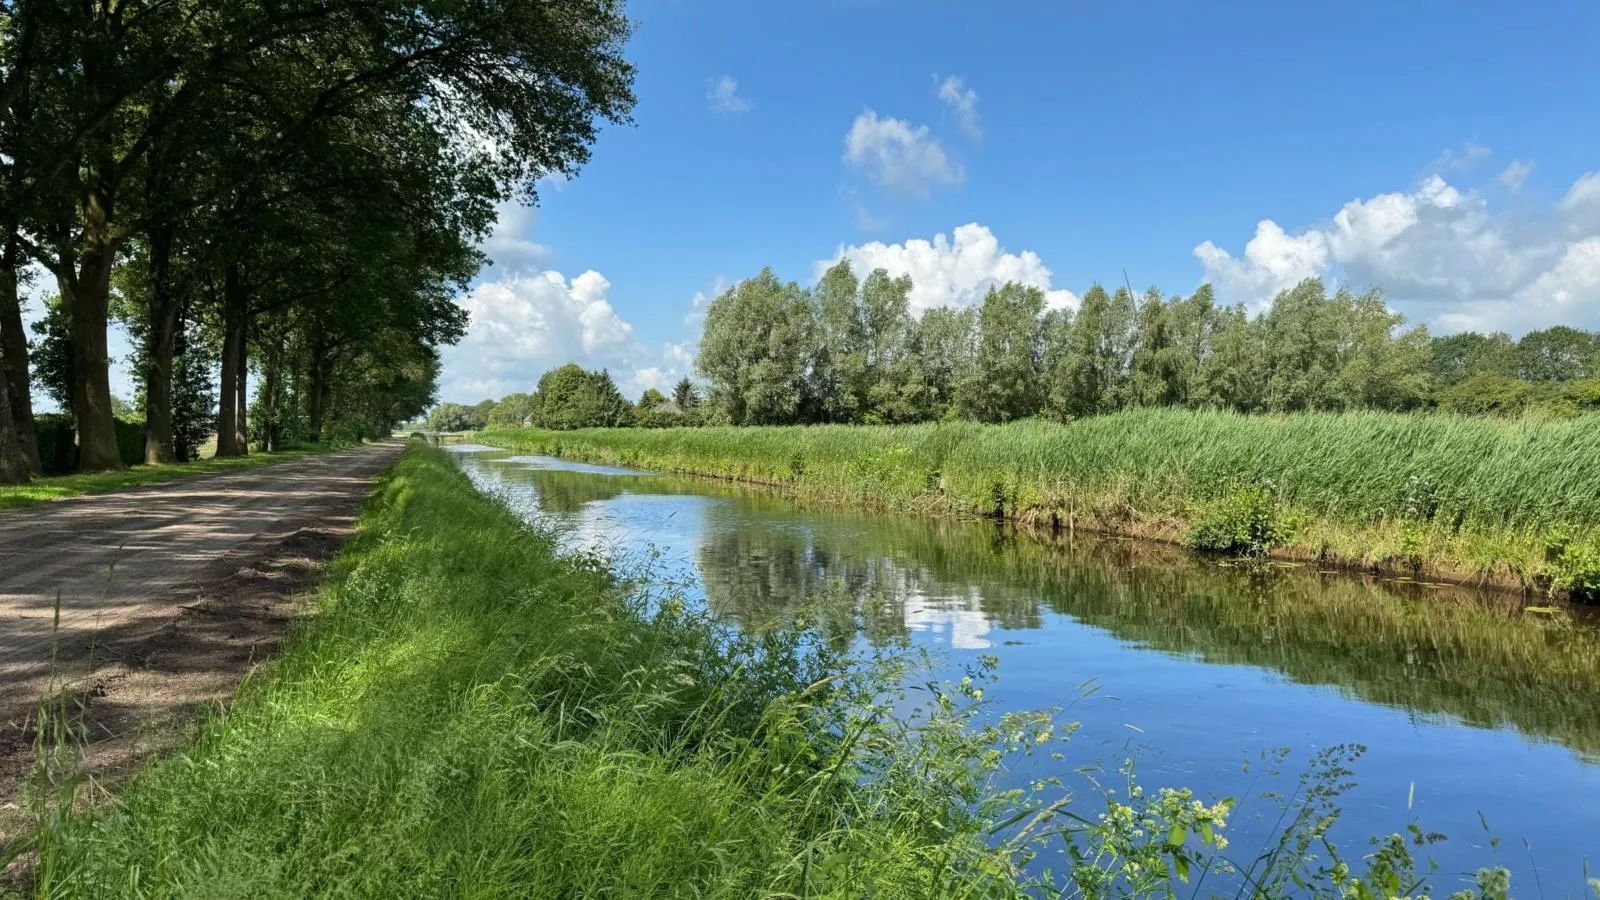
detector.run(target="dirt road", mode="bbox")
[0,440,402,812]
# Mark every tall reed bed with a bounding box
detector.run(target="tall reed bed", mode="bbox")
[479,410,1600,589]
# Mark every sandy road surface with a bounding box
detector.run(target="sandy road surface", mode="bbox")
[0,440,402,810]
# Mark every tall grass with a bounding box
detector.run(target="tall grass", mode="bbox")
[478,410,1600,590]
[7,444,1539,898]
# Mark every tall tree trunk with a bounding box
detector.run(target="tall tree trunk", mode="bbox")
[216,264,248,457]
[262,344,281,453]
[235,330,248,452]
[171,313,197,462]
[0,358,27,484]
[143,225,178,463]
[70,168,122,471]
[307,342,328,443]
[0,236,41,475]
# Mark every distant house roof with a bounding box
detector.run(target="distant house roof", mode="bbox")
[652,401,684,416]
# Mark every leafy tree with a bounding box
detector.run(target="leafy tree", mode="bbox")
[487,393,540,428]
[1259,279,1346,411]
[1428,331,1516,385]
[1047,284,1107,417]
[1195,305,1267,411]
[1335,290,1432,411]
[806,261,915,424]
[697,269,815,425]
[637,388,667,412]
[1436,375,1538,416]
[1516,326,1596,382]
[469,399,499,430]
[170,324,215,461]
[904,307,975,422]
[858,269,916,423]
[1129,288,1187,407]
[686,264,1600,427]
[960,283,1045,422]
[27,296,71,414]
[811,260,863,422]
[1096,287,1138,409]
[1167,284,1221,383]
[533,364,631,430]
[426,403,473,433]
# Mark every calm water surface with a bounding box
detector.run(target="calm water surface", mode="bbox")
[448,446,1600,893]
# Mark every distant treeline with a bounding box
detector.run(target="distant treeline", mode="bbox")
[428,364,703,432]
[690,263,1600,425]
[444,264,1599,431]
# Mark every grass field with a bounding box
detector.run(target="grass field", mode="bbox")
[477,410,1600,595]
[0,443,342,510]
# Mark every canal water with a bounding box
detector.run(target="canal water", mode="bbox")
[447,446,1600,893]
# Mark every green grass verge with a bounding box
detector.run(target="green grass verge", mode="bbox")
[477,410,1600,594]
[0,444,344,510]
[8,443,1535,897]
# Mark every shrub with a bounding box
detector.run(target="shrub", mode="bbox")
[1545,526,1600,603]
[113,419,145,466]
[31,415,145,473]
[33,414,77,474]
[1184,485,1291,556]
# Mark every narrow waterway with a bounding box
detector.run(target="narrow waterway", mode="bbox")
[449,446,1600,892]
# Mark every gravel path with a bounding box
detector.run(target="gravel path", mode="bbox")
[0,440,402,812]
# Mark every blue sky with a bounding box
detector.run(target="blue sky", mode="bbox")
[38,1,1600,407]
[438,0,1600,403]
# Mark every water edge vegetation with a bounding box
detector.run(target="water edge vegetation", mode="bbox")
[475,410,1600,601]
[499,459,1600,760]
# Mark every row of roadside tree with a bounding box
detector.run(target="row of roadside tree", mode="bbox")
[0,1,636,483]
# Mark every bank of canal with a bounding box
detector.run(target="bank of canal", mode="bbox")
[449,445,1600,893]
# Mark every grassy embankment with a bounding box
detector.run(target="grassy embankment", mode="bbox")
[6,443,1537,897]
[477,409,1600,597]
[0,443,346,510]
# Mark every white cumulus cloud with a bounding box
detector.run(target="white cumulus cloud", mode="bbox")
[438,269,695,403]
[936,75,980,140]
[1193,221,1329,311]
[817,223,1076,315]
[1194,167,1600,333]
[706,75,752,114]
[843,110,963,197]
